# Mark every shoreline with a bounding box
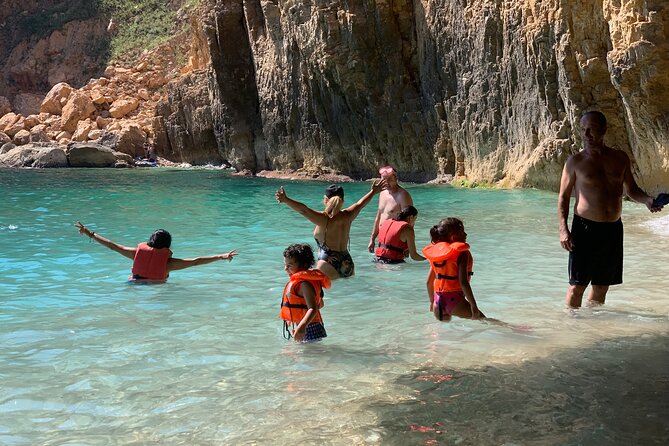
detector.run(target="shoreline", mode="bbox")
[0,155,470,186]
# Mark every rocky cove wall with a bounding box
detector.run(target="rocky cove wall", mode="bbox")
[162,1,666,191]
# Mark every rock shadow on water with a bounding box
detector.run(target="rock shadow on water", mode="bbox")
[369,334,669,445]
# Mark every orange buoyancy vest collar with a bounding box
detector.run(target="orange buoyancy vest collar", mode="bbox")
[131,242,172,281]
[280,269,331,324]
[422,241,473,292]
[375,220,409,260]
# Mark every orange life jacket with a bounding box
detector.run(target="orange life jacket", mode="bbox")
[280,269,331,325]
[422,241,473,292]
[131,242,172,281]
[375,220,409,260]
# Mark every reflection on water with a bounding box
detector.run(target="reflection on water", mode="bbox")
[0,169,667,444]
[376,333,669,445]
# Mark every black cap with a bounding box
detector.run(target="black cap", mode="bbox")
[325,184,344,198]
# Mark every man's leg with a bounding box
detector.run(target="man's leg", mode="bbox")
[587,285,609,306]
[566,284,587,308]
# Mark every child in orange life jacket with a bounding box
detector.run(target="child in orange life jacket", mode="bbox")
[422,217,486,321]
[76,222,237,282]
[281,243,331,342]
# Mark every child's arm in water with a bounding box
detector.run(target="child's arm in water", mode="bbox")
[76,222,136,259]
[458,251,483,319]
[167,250,238,271]
[426,268,435,312]
[292,281,320,342]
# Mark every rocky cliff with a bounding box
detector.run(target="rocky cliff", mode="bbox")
[161,0,668,191]
[0,1,667,191]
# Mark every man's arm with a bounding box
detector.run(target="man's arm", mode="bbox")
[367,207,382,252]
[557,158,576,251]
[401,189,414,207]
[621,153,662,212]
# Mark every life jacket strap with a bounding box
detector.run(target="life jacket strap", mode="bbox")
[378,242,404,253]
[281,302,308,309]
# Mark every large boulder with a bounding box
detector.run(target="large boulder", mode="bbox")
[4,117,26,138]
[0,143,68,168]
[109,98,139,118]
[113,151,134,165]
[40,82,73,115]
[111,122,146,157]
[71,119,96,142]
[12,129,31,146]
[29,126,50,143]
[61,92,96,133]
[0,112,19,132]
[67,142,116,167]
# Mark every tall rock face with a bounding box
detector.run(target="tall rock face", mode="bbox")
[161,0,668,191]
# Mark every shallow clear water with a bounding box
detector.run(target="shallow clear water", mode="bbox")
[1,169,668,445]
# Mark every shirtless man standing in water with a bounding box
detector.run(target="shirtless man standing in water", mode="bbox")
[558,111,663,308]
[368,166,414,253]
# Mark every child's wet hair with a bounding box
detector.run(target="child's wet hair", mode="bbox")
[395,205,418,221]
[148,229,171,249]
[430,218,464,243]
[283,243,315,269]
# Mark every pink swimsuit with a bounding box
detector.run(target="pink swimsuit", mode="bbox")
[435,290,465,317]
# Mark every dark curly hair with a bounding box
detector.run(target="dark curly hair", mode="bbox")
[147,229,172,249]
[283,243,315,269]
[394,205,418,221]
[430,217,464,243]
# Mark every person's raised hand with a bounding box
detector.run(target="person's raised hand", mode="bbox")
[75,221,91,237]
[371,179,386,194]
[275,186,287,203]
[221,250,238,261]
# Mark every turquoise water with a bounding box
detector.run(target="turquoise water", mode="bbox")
[1,169,668,445]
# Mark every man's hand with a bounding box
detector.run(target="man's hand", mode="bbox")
[560,229,574,251]
[647,196,663,213]
[367,238,375,253]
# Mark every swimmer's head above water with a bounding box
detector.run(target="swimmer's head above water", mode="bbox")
[148,229,171,249]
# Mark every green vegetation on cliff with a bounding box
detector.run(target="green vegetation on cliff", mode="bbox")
[12,0,198,63]
[100,0,195,61]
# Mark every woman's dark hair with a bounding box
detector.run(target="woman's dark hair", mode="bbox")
[148,229,172,249]
[395,205,418,221]
[283,243,315,269]
[430,217,464,243]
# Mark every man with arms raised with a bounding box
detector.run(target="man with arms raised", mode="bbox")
[558,111,663,308]
[368,166,414,253]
